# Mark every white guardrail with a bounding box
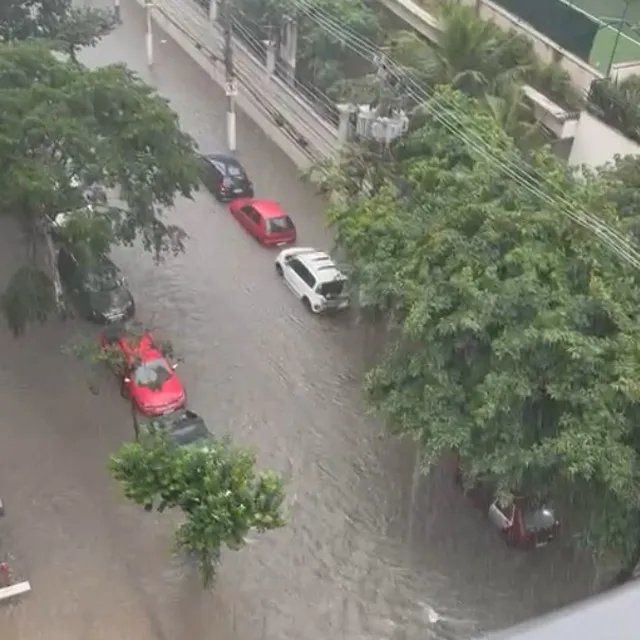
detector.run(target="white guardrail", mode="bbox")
[132,0,340,169]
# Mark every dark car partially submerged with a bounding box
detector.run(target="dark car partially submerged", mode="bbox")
[198,153,254,202]
[134,408,211,446]
[57,247,135,323]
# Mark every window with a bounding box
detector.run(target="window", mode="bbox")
[240,206,260,224]
[317,280,345,298]
[133,358,172,388]
[289,259,316,288]
[84,264,122,293]
[225,162,244,177]
[266,216,293,233]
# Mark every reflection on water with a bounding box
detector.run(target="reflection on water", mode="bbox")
[0,2,596,636]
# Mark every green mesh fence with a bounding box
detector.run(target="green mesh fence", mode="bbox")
[562,1,640,71]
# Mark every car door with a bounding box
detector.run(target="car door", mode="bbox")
[57,248,79,290]
[58,248,91,311]
[239,205,260,237]
[200,157,220,192]
[488,500,515,532]
[285,259,314,298]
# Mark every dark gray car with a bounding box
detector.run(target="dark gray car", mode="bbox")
[57,248,135,323]
[134,408,211,446]
[198,153,254,202]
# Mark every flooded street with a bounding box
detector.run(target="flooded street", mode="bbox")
[0,2,595,638]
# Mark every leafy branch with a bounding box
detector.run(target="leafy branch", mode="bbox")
[110,429,287,586]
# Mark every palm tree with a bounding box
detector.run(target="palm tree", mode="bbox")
[381,3,561,149]
[484,86,546,150]
[388,3,535,96]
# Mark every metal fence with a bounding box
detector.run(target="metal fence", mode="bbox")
[157,0,341,162]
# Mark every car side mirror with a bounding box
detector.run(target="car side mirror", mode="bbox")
[123,377,131,384]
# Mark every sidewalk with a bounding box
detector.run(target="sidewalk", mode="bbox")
[138,0,340,168]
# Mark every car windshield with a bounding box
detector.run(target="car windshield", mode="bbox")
[85,266,121,293]
[133,358,172,388]
[522,507,556,532]
[226,163,244,177]
[267,216,293,233]
[172,422,210,446]
[318,280,345,297]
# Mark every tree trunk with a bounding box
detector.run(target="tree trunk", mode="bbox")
[42,228,65,312]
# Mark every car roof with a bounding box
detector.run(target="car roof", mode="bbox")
[251,199,286,218]
[137,410,211,446]
[297,250,345,282]
[203,153,243,168]
[61,248,118,272]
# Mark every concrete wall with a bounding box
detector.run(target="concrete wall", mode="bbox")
[568,110,640,168]
[610,60,640,83]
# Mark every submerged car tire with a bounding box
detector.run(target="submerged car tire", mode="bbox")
[275,263,283,276]
[302,297,312,312]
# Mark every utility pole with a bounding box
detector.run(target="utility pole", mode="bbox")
[220,0,237,151]
[145,0,154,67]
[605,0,632,78]
[114,0,121,23]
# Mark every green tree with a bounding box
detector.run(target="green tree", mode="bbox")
[0,40,199,334]
[386,3,578,127]
[110,428,286,586]
[388,4,534,95]
[328,86,640,574]
[596,155,640,242]
[0,0,117,60]
[232,0,381,93]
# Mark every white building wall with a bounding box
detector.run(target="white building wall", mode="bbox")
[568,111,640,168]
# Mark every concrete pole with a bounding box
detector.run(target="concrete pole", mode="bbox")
[208,0,218,22]
[145,0,154,67]
[337,104,354,145]
[221,0,237,151]
[265,39,277,76]
[114,0,121,23]
[279,18,298,83]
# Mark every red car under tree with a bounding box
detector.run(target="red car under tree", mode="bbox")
[99,326,186,417]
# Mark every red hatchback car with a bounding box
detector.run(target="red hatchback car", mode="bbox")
[99,328,186,416]
[228,198,296,246]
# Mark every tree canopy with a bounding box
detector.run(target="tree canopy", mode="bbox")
[327,85,640,568]
[0,40,199,334]
[0,0,117,59]
[110,428,286,585]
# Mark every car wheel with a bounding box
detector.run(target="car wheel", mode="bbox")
[302,297,312,312]
[275,263,283,276]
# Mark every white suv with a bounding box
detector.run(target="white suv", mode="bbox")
[275,247,350,313]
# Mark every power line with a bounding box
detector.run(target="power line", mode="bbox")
[286,0,640,269]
